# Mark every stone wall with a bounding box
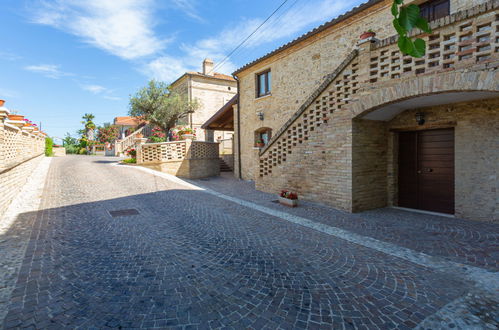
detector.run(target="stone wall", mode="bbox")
[53,147,66,157]
[0,155,44,216]
[137,139,220,179]
[0,107,46,217]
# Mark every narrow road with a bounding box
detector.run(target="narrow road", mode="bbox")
[1,156,497,329]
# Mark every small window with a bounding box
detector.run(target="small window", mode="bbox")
[255,127,272,147]
[419,0,450,22]
[256,70,271,98]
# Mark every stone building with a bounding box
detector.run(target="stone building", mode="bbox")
[233,0,498,221]
[171,59,237,141]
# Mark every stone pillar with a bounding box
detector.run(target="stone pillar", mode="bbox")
[232,104,240,179]
[184,138,193,160]
[356,37,377,88]
[134,137,147,163]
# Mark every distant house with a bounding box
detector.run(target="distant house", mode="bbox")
[170,59,237,142]
[113,116,146,139]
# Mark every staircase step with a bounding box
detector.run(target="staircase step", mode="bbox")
[219,158,233,172]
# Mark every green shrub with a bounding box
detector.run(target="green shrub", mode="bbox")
[45,137,53,156]
[122,158,137,164]
[78,148,87,155]
[65,145,79,154]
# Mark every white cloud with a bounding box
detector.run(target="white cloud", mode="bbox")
[143,0,352,82]
[31,0,168,60]
[0,51,22,61]
[24,64,71,79]
[171,0,203,21]
[81,84,122,101]
[82,84,107,94]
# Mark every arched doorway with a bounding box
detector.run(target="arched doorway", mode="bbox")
[350,71,499,220]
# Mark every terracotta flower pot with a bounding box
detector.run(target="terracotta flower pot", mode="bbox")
[0,100,5,107]
[8,114,24,121]
[360,31,376,40]
[135,133,143,138]
[256,143,265,148]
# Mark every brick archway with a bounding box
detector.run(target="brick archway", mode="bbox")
[350,70,499,120]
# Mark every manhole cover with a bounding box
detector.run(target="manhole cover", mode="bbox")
[109,209,140,218]
[271,200,279,203]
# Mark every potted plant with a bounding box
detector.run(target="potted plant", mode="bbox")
[8,114,24,121]
[279,190,298,207]
[255,139,265,148]
[360,29,376,40]
[0,100,5,107]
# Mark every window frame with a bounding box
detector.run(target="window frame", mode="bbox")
[254,127,272,147]
[419,0,450,22]
[256,69,271,98]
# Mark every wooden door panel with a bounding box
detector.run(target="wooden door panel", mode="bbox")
[398,128,454,214]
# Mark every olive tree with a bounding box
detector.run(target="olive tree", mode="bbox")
[129,80,199,138]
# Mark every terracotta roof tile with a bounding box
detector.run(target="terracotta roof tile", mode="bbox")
[113,116,145,126]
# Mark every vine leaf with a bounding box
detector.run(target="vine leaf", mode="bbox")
[393,18,406,36]
[410,38,426,58]
[416,17,432,33]
[398,35,414,55]
[399,4,421,31]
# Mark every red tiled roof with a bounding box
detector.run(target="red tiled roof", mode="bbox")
[113,116,145,126]
[186,71,236,82]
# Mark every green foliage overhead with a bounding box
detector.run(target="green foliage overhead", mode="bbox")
[129,80,200,136]
[45,137,53,157]
[392,0,431,57]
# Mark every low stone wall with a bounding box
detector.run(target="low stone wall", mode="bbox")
[53,147,66,157]
[0,106,46,217]
[0,155,45,216]
[137,139,220,179]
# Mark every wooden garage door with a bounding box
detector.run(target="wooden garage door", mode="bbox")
[398,128,455,214]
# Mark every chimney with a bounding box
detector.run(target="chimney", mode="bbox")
[202,58,214,76]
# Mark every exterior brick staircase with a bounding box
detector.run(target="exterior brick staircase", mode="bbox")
[258,50,359,177]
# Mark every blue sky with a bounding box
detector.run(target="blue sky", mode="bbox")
[1,0,364,140]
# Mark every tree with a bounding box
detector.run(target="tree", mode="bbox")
[81,113,96,141]
[62,133,77,146]
[97,125,119,143]
[129,80,199,139]
[391,0,432,58]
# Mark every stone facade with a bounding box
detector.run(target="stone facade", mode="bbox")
[171,63,237,142]
[234,0,499,221]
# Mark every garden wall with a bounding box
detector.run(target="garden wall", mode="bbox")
[0,105,46,216]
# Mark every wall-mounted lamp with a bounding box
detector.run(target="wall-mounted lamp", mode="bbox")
[257,112,264,121]
[415,112,425,126]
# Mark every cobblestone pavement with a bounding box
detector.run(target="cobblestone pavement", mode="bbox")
[190,173,499,272]
[1,156,498,329]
